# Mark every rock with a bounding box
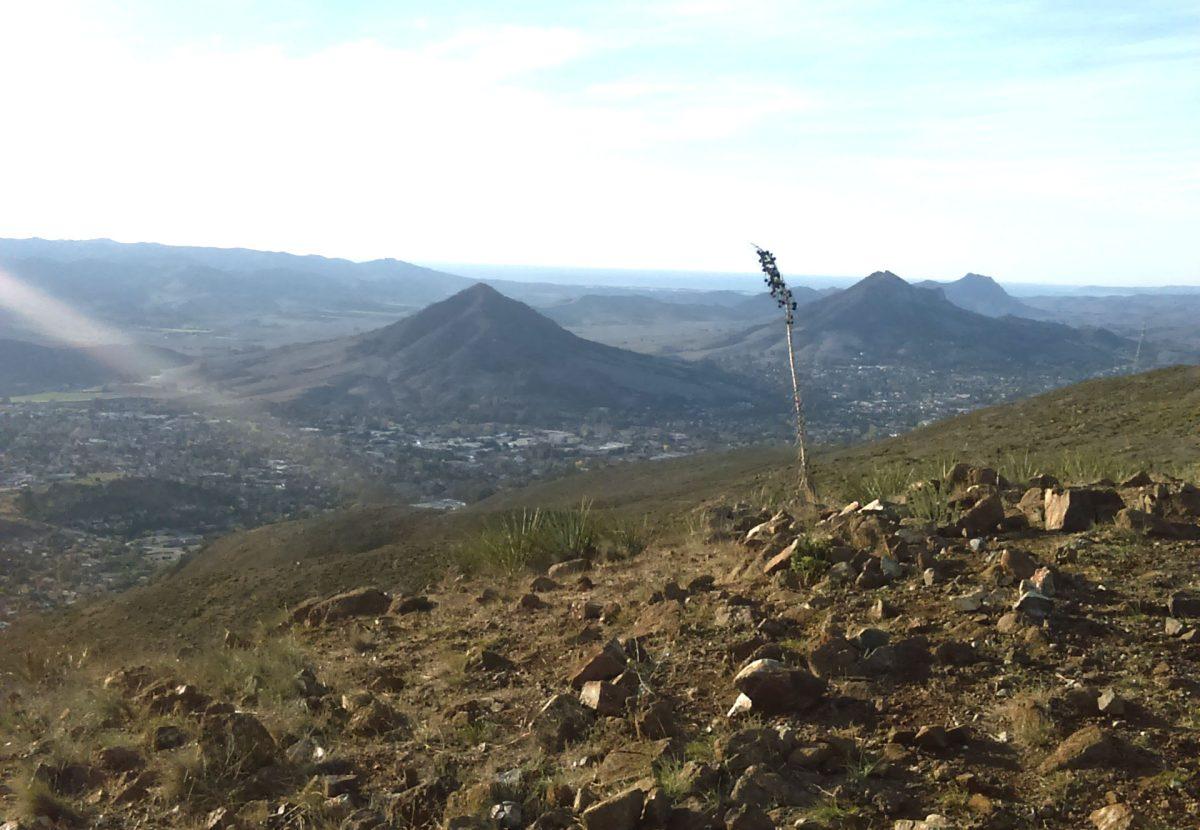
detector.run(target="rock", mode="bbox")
[999,549,1037,580]
[1165,618,1186,637]
[1115,507,1178,537]
[730,764,807,808]
[152,724,189,751]
[641,788,672,826]
[292,587,390,625]
[1014,589,1053,619]
[853,627,890,653]
[1018,487,1045,525]
[968,537,985,553]
[199,712,276,773]
[389,595,436,615]
[570,639,627,688]
[581,787,645,830]
[1090,803,1139,830]
[97,745,144,773]
[529,576,560,592]
[1096,688,1125,716]
[532,694,593,751]
[958,493,1004,536]
[548,558,590,578]
[347,698,409,737]
[807,635,861,678]
[1168,592,1200,618]
[580,672,638,716]
[720,727,787,775]
[1044,488,1124,532]
[914,726,951,751]
[733,659,826,714]
[636,699,678,739]
[951,591,985,612]
[322,774,361,797]
[1038,725,1120,773]
[466,648,515,673]
[490,802,523,829]
[871,598,898,621]
[519,593,548,610]
[1029,566,1056,596]
[763,546,795,576]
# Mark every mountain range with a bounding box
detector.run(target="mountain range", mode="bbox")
[197,283,769,424]
[688,270,1133,371]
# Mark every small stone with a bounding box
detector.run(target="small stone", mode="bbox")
[1096,688,1125,716]
[951,591,985,612]
[529,576,560,592]
[490,802,523,830]
[923,568,937,587]
[870,598,898,621]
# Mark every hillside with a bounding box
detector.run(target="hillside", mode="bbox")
[915,273,1047,319]
[0,337,187,396]
[200,283,769,424]
[5,370,1200,828]
[16,365,1199,660]
[691,271,1133,372]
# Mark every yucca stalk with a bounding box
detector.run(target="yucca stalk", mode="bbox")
[755,246,815,501]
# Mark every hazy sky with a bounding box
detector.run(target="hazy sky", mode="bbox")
[0,1,1196,284]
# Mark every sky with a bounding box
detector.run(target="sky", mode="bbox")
[0,0,1196,285]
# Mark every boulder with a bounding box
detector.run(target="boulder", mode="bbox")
[1017,487,1045,525]
[581,787,645,830]
[291,588,390,625]
[389,595,436,615]
[1044,488,1124,532]
[732,659,825,715]
[958,493,1004,536]
[1115,507,1182,538]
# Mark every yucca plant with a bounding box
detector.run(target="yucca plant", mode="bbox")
[755,245,815,500]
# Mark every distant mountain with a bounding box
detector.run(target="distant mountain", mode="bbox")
[200,284,769,424]
[692,271,1133,371]
[0,237,474,344]
[0,338,187,396]
[915,273,1047,319]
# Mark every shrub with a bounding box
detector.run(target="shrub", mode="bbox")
[460,500,604,575]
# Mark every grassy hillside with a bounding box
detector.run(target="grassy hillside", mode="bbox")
[8,366,1197,662]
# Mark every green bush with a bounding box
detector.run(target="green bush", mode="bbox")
[461,500,600,575]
